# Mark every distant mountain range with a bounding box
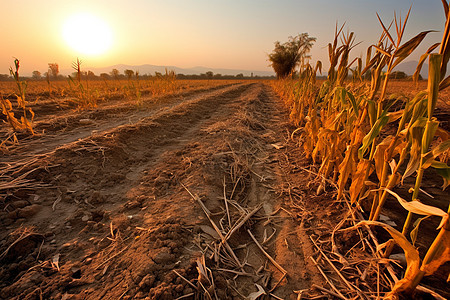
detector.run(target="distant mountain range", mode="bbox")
[61,64,275,77]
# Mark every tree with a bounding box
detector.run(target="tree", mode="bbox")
[110,68,120,79]
[87,70,96,79]
[124,69,134,79]
[48,63,59,79]
[32,71,41,80]
[390,71,407,79]
[268,33,316,78]
[100,73,110,80]
[206,71,213,78]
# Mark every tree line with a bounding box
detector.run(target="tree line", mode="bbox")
[0,64,275,81]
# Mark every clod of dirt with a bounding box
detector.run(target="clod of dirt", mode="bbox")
[17,204,42,218]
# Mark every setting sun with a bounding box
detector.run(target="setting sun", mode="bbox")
[62,13,112,56]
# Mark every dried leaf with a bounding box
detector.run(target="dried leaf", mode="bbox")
[413,43,440,82]
[422,139,450,169]
[349,159,373,204]
[200,225,220,240]
[247,284,266,300]
[439,74,450,90]
[357,220,421,296]
[271,143,284,150]
[381,188,447,219]
[373,136,393,181]
[52,253,60,271]
[391,31,436,71]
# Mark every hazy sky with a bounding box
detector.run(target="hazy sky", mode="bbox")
[0,0,446,75]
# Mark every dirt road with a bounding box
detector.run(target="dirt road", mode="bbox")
[0,82,329,299]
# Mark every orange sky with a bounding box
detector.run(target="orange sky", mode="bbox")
[0,0,446,76]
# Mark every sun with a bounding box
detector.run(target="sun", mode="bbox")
[62,13,113,56]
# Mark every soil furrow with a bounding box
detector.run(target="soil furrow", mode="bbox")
[0,83,245,163]
[0,83,322,300]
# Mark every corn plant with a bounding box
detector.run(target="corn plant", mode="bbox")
[1,58,34,134]
[68,58,96,108]
[273,2,450,297]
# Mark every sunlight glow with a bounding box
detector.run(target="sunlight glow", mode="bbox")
[62,13,113,56]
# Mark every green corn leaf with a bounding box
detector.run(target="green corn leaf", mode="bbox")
[411,216,431,246]
[346,91,359,117]
[427,54,442,118]
[421,119,440,153]
[431,160,450,190]
[409,99,428,131]
[358,102,394,159]
[403,117,427,182]
[367,100,376,126]
[358,114,388,159]
[335,87,346,106]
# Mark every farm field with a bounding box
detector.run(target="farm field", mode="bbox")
[0,78,449,299]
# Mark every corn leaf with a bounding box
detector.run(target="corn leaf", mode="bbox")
[357,220,421,296]
[439,8,450,79]
[422,139,450,169]
[421,225,450,276]
[442,0,449,19]
[346,91,359,117]
[376,13,396,47]
[315,61,322,75]
[387,110,404,123]
[358,114,389,159]
[382,188,447,218]
[431,160,450,190]
[391,31,436,71]
[403,118,427,182]
[349,159,373,204]
[439,74,450,90]
[374,136,393,181]
[435,127,450,141]
[410,216,430,246]
[361,50,381,76]
[413,43,440,82]
[409,99,428,129]
[373,45,392,58]
[367,100,376,126]
[421,119,440,153]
